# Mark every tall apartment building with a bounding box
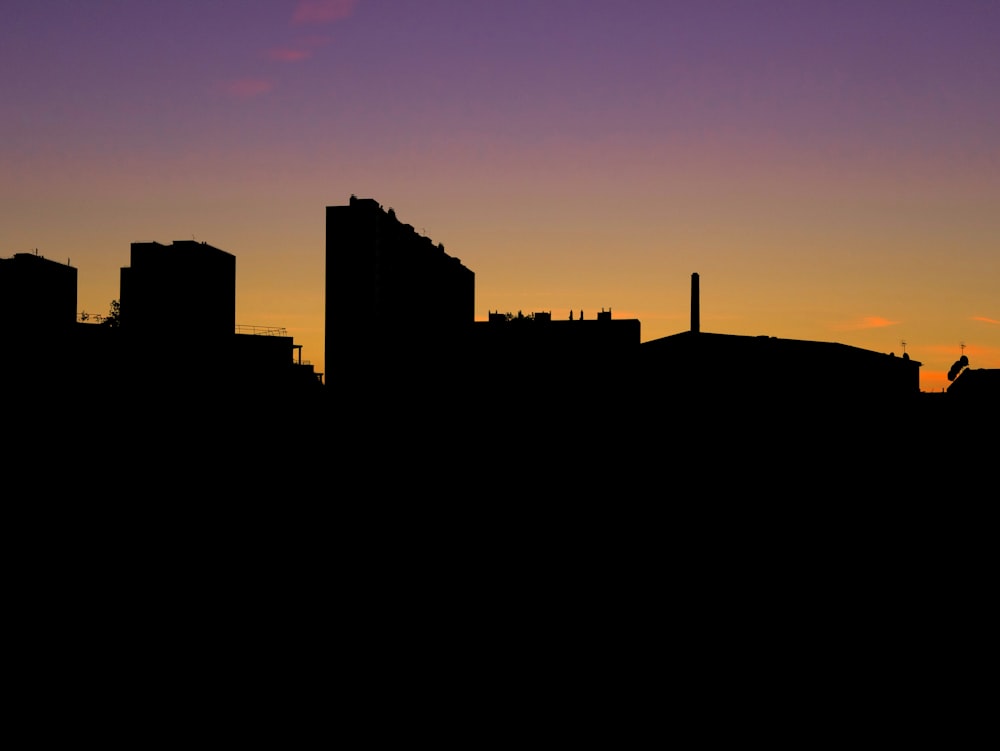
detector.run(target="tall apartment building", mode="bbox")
[325,196,475,387]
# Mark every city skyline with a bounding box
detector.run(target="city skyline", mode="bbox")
[3,1,998,392]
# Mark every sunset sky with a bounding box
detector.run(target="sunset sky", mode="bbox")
[2,0,997,392]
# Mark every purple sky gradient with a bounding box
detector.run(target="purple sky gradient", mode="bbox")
[2,0,998,392]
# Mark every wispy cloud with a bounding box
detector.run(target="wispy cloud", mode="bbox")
[292,0,358,25]
[224,78,275,98]
[265,36,329,63]
[832,315,901,331]
[971,316,1000,325]
[267,47,310,63]
[237,2,355,96]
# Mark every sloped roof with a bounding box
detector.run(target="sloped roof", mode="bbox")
[642,330,922,367]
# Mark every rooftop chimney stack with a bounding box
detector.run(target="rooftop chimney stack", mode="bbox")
[691,272,700,334]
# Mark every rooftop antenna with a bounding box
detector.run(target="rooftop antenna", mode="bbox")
[960,341,966,356]
[901,339,907,354]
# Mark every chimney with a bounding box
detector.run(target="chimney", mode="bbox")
[691,272,700,334]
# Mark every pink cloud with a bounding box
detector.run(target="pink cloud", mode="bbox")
[832,315,900,331]
[267,47,310,63]
[225,78,275,98]
[971,316,1000,325]
[292,0,358,25]
[265,36,329,62]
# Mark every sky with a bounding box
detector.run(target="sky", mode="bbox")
[2,0,998,393]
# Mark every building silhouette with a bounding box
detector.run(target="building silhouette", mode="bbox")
[1,242,321,420]
[120,240,235,341]
[116,239,320,397]
[945,366,1000,407]
[0,251,77,335]
[319,196,998,432]
[639,274,922,408]
[2,197,996,450]
[326,196,475,392]
[1,251,81,397]
[471,309,642,415]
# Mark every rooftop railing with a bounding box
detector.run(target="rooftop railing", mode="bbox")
[235,325,288,336]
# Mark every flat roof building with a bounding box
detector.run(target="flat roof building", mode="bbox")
[120,240,235,341]
[0,251,77,334]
